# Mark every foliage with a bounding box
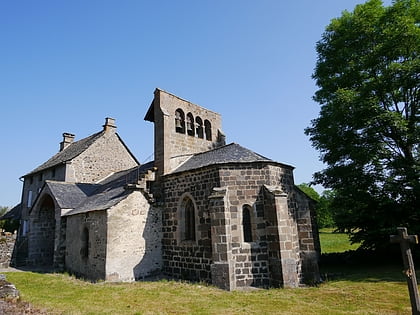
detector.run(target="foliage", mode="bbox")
[297,184,336,228]
[4,269,411,314]
[296,183,320,201]
[305,0,420,249]
[317,190,336,228]
[0,207,8,218]
[0,206,19,232]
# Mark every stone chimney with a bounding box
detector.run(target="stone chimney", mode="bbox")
[60,133,75,151]
[103,117,116,133]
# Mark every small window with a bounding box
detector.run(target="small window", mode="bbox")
[175,109,185,134]
[22,220,29,236]
[180,196,196,242]
[80,227,89,260]
[29,176,33,184]
[204,120,212,141]
[51,168,56,178]
[38,173,43,182]
[186,113,195,136]
[243,205,253,242]
[195,117,204,138]
[27,191,33,208]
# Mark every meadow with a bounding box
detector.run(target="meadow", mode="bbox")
[3,229,413,314]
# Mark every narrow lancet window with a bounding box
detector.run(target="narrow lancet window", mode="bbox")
[81,227,89,259]
[184,198,196,241]
[243,205,253,242]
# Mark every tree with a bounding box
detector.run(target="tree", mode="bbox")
[297,183,320,202]
[318,190,336,229]
[0,206,9,230]
[297,183,337,228]
[305,0,420,249]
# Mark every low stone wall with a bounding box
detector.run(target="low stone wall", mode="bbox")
[0,232,17,268]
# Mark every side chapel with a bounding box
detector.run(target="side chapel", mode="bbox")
[13,88,320,290]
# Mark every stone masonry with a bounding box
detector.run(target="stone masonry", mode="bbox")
[14,88,320,290]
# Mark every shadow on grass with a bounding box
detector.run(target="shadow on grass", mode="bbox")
[319,248,414,283]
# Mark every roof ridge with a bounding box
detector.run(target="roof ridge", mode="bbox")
[24,130,105,176]
[189,142,237,158]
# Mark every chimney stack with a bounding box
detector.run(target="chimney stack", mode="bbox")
[60,133,75,151]
[103,117,116,133]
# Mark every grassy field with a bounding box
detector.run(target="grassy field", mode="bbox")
[319,228,360,253]
[2,229,413,314]
[5,268,411,315]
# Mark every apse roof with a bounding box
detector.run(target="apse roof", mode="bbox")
[171,143,293,174]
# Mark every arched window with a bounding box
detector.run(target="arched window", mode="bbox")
[195,116,204,138]
[186,113,195,136]
[204,120,212,141]
[180,196,196,241]
[81,227,89,260]
[175,109,185,134]
[243,205,253,242]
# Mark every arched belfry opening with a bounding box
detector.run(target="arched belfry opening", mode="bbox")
[186,113,195,136]
[29,194,56,266]
[195,116,204,138]
[204,120,212,141]
[175,109,185,134]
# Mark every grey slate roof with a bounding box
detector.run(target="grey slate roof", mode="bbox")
[25,131,103,176]
[46,182,99,209]
[0,204,22,220]
[63,162,154,216]
[171,143,290,174]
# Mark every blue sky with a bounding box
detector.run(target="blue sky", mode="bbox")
[0,0,390,207]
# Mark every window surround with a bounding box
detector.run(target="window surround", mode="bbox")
[241,204,256,243]
[177,193,198,245]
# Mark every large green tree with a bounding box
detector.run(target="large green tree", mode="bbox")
[306,0,420,249]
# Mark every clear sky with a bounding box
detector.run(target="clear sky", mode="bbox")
[0,0,390,207]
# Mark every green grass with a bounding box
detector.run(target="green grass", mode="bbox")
[2,229,413,314]
[319,228,360,253]
[4,269,412,314]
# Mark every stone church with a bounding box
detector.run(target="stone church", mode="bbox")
[13,88,320,290]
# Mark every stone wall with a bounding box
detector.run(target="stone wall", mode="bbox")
[217,163,300,288]
[20,164,67,230]
[217,164,272,288]
[150,89,224,176]
[106,191,162,281]
[65,211,107,281]
[162,162,320,289]
[67,131,138,183]
[161,168,220,282]
[0,232,16,268]
[27,195,57,266]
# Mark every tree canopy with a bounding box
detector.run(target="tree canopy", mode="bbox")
[305,0,420,249]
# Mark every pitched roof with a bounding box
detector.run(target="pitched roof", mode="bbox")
[0,204,22,220]
[171,143,292,174]
[45,182,99,209]
[25,131,103,176]
[63,162,154,216]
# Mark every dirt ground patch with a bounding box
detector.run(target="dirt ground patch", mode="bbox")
[0,299,49,314]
